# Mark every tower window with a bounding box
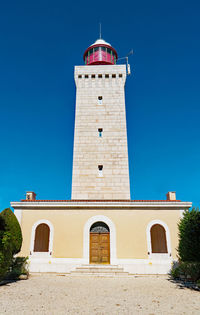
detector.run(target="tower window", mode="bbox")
[85,75,89,79]
[78,75,82,79]
[98,96,103,105]
[98,165,103,177]
[105,74,109,78]
[98,128,103,137]
[112,74,116,78]
[98,74,102,78]
[91,74,95,79]
[119,74,123,78]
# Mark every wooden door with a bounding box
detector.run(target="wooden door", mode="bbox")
[90,233,110,264]
[34,223,50,252]
[151,224,168,253]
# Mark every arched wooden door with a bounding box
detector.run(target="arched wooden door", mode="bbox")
[90,222,110,264]
[150,224,168,253]
[34,223,50,252]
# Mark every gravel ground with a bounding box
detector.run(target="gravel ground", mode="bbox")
[0,274,200,314]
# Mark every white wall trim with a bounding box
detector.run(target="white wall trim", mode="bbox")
[11,201,192,210]
[30,219,54,258]
[83,215,117,264]
[28,257,173,274]
[146,220,171,259]
[14,209,22,225]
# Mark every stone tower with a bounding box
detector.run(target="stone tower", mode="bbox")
[71,38,130,200]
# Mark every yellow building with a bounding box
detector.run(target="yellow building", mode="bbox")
[11,38,191,274]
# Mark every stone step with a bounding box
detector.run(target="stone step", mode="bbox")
[71,264,130,277]
[70,272,130,277]
[72,267,124,273]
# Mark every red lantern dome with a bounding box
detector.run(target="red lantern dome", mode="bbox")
[83,39,118,65]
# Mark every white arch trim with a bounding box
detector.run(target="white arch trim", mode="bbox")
[83,215,117,264]
[30,219,54,258]
[146,220,172,260]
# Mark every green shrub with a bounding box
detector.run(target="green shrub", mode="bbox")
[178,208,200,262]
[170,264,181,279]
[6,257,29,280]
[171,261,200,282]
[1,208,22,255]
[0,208,23,281]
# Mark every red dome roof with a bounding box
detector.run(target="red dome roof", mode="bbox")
[83,39,118,66]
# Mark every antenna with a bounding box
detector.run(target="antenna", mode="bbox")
[99,22,102,39]
[118,49,133,75]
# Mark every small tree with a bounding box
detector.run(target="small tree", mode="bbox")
[178,207,200,262]
[0,214,13,280]
[1,208,22,255]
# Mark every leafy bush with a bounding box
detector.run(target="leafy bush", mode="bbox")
[0,208,24,281]
[0,229,13,280]
[178,208,200,262]
[171,261,200,282]
[6,257,29,280]
[1,208,22,255]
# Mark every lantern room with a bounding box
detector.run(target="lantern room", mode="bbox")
[83,39,118,65]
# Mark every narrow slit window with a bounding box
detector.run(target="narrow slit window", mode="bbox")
[98,128,103,137]
[98,165,103,177]
[98,96,103,105]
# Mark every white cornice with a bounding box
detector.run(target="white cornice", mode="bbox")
[10,200,192,210]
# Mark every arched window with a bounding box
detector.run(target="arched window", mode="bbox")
[34,223,50,252]
[150,224,168,253]
[90,221,110,233]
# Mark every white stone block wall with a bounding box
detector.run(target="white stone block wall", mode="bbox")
[71,65,130,200]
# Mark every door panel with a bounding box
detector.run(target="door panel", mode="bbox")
[90,233,110,264]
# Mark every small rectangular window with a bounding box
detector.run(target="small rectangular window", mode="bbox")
[98,128,103,137]
[98,96,103,105]
[119,74,123,78]
[78,75,82,79]
[91,74,95,79]
[98,74,102,78]
[105,74,109,78]
[85,75,89,78]
[112,74,116,78]
[98,165,103,177]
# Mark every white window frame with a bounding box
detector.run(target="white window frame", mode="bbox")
[98,165,103,177]
[146,220,171,260]
[98,96,103,105]
[30,219,54,258]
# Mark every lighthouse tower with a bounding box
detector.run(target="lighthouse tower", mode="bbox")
[11,35,192,275]
[71,38,130,200]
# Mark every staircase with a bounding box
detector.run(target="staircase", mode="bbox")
[70,264,130,277]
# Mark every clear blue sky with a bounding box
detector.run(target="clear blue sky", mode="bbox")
[0,0,200,211]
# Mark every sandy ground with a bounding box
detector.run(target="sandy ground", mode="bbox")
[0,274,200,314]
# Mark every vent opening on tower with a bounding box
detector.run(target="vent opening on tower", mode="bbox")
[112,74,116,78]
[85,75,89,79]
[91,74,95,79]
[98,96,103,105]
[98,128,103,137]
[78,75,82,79]
[98,165,103,177]
[105,74,109,78]
[98,74,102,78]
[119,74,123,78]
